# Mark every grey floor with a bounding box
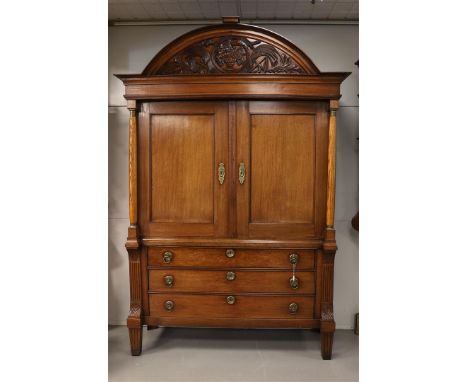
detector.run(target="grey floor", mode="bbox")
[109,326,358,382]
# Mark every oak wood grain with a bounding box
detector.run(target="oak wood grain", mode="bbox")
[117,20,348,359]
[148,247,315,269]
[149,269,315,294]
[150,294,314,319]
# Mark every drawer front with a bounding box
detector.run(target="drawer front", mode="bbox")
[149,269,315,293]
[148,247,315,269]
[150,294,314,319]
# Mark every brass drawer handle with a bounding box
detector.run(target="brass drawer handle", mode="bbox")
[288,302,298,314]
[239,162,246,184]
[225,249,235,258]
[164,300,174,311]
[226,271,236,281]
[164,275,174,287]
[218,162,225,185]
[289,253,298,264]
[289,277,299,289]
[163,251,173,263]
[226,295,236,305]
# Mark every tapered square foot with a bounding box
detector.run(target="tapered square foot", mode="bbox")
[321,332,334,360]
[128,327,142,356]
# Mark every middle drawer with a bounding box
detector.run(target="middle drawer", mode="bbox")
[149,269,315,294]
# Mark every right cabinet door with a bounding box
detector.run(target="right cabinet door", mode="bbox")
[236,101,329,240]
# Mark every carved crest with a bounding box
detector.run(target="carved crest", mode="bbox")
[157,36,306,75]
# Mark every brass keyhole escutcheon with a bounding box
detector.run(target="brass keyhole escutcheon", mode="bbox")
[164,300,174,311]
[289,277,299,289]
[288,302,298,314]
[225,249,235,258]
[289,253,298,264]
[164,275,174,287]
[218,162,225,185]
[226,271,236,281]
[239,162,246,184]
[163,251,173,263]
[226,295,236,305]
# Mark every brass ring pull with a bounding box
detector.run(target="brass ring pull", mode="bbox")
[163,251,173,263]
[226,295,236,305]
[218,162,225,185]
[288,302,298,314]
[164,275,174,287]
[164,300,174,311]
[289,277,299,289]
[226,271,236,281]
[225,249,235,258]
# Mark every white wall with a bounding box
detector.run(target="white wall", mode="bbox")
[108,24,359,329]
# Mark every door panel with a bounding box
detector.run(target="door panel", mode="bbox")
[139,102,229,237]
[151,114,214,223]
[250,114,315,223]
[237,101,329,239]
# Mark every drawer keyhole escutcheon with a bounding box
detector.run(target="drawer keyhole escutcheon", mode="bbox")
[225,249,235,258]
[164,300,174,311]
[289,276,299,289]
[226,271,236,281]
[164,275,174,287]
[163,251,173,263]
[226,295,236,305]
[288,302,298,314]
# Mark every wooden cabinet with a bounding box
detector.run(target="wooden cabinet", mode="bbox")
[117,18,349,359]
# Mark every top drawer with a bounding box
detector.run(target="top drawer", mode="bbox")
[148,247,315,269]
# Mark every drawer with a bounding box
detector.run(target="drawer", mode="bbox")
[148,247,315,269]
[150,294,314,319]
[149,269,315,293]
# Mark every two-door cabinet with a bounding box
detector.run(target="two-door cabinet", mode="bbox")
[116,17,349,360]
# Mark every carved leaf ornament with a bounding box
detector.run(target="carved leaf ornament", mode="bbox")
[158,36,306,75]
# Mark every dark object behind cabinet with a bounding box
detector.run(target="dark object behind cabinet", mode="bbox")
[116,18,349,360]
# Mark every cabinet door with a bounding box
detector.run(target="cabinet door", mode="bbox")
[139,102,229,237]
[236,101,329,239]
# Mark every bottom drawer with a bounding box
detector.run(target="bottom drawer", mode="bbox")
[150,294,314,319]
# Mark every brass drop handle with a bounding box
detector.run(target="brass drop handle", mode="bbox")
[288,302,298,314]
[225,249,235,258]
[164,275,174,287]
[239,162,246,184]
[289,276,299,289]
[163,251,173,263]
[289,253,299,289]
[226,271,236,281]
[164,300,174,311]
[226,295,236,305]
[218,162,225,185]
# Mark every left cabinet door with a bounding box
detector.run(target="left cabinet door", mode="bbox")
[139,102,229,237]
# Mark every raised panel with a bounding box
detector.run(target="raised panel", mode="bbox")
[139,102,229,237]
[250,114,315,223]
[151,114,214,223]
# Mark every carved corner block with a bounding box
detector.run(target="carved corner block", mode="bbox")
[127,306,141,328]
[323,227,337,254]
[125,225,140,250]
